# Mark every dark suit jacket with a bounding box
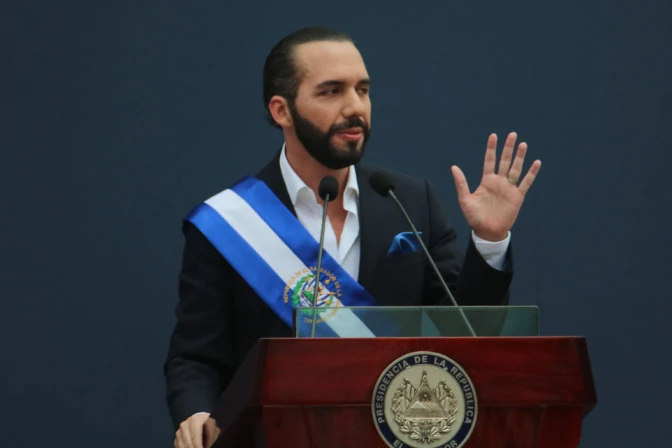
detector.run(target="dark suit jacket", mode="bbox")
[164,153,512,428]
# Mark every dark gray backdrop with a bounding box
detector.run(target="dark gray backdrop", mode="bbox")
[2,1,670,446]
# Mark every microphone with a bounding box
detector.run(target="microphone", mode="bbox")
[310,176,339,337]
[369,171,477,337]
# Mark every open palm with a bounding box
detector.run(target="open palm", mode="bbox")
[451,133,541,241]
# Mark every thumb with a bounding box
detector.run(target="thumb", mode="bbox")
[189,414,210,448]
[451,166,471,202]
[203,418,220,448]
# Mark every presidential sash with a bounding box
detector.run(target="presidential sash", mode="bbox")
[185,176,380,337]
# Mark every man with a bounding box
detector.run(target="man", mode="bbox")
[165,27,541,448]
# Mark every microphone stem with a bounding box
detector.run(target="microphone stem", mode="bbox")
[388,190,477,337]
[311,194,330,337]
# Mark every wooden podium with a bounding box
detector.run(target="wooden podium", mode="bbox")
[212,337,596,448]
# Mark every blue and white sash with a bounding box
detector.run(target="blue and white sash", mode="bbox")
[185,176,380,337]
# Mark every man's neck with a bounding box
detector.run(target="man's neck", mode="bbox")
[285,140,349,204]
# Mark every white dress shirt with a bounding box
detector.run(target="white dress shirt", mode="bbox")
[279,144,510,273]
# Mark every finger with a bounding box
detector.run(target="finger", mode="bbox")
[451,166,471,203]
[497,132,517,176]
[518,160,542,195]
[178,424,193,448]
[483,133,497,175]
[175,428,189,448]
[507,141,527,182]
[190,419,205,448]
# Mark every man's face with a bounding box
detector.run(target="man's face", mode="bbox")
[288,41,371,169]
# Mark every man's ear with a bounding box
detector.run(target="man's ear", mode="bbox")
[268,96,292,128]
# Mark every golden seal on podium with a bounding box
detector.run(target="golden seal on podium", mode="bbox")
[372,352,477,448]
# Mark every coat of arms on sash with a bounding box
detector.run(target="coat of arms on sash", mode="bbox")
[283,267,343,324]
[372,352,477,448]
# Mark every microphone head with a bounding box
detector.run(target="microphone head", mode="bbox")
[318,176,339,202]
[369,171,395,197]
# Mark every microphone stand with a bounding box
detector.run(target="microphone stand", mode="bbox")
[310,193,331,338]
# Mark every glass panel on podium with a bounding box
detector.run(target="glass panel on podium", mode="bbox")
[294,306,539,337]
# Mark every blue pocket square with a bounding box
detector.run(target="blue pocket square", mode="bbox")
[387,232,423,257]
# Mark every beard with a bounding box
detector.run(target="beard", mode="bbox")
[288,101,370,170]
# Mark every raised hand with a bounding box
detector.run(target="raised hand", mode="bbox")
[451,132,541,241]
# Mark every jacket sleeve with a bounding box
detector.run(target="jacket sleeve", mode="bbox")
[422,180,512,307]
[163,222,236,429]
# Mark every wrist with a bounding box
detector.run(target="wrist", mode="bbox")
[473,229,508,242]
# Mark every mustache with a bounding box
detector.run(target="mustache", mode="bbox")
[330,118,368,134]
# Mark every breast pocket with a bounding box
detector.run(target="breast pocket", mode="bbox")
[380,252,425,269]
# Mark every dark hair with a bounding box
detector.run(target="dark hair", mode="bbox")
[262,27,354,128]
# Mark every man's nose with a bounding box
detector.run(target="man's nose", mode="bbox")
[342,89,366,119]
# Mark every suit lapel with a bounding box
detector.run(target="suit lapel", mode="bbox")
[356,166,394,294]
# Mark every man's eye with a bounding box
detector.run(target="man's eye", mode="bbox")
[358,87,370,95]
[323,88,340,95]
